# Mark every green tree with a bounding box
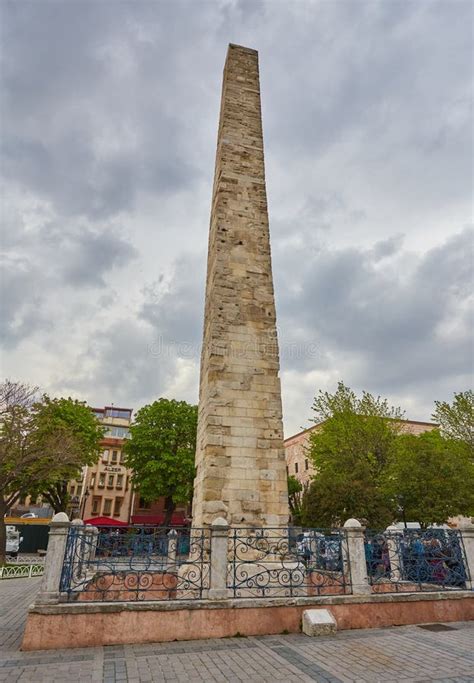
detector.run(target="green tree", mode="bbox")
[311,381,404,423]
[382,430,474,527]
[124,398,198,527]
[30,396,105,513]
[432,390,474,452]
[0,381,103,564]
[287,475,303,525]
[302,383,403,528]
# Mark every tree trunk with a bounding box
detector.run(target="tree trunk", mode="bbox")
[0,498,8,566]
[163,496,176,528]
[55,481,69,513]
[42,480,69,513]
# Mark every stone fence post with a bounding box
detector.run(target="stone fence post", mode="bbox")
[85,525,99,563]
[343,518,371,595]
[208,517,229,599]
[459,521,474,590]
[168,529,178,567]
[71,519,86,580]
[35,512,71,605]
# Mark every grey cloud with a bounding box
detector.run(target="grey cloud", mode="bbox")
[370,235,404,261]
[3,212,138,289]
[275,227,474,396]
[61,318,168,405]
[0,255,50,348]
[59,227,138,288]
[262,1,472,216]
[1,1,472,432]
[0,206,138,346]
[140,253,205,353]
[2,1,203,222]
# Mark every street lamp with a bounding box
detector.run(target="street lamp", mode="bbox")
[80,488,90,519]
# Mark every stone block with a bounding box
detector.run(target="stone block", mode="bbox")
[302,609,337,637]
[203,500,228,516]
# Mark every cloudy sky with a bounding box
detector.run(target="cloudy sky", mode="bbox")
[1,0,472,436]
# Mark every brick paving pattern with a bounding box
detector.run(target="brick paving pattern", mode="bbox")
[0,578,473,682]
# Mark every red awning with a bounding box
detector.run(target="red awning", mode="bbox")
[130,511,188,526]
[83,516,127,526]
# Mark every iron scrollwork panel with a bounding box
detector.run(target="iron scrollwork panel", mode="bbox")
[60,525,210,602]
[227,527,352,598]
[365,528,469,592]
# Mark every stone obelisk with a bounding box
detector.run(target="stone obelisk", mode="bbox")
[192,44,289,528]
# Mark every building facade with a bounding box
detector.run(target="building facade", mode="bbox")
[130,497,189,525]
[69,406,134,523]
[284,419,440,487]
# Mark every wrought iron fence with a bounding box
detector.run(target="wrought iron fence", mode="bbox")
[0,563,45,580]
[365,528,470,592]
[60,525,210,602]
[227,527,352,598]
[7,554,45,565]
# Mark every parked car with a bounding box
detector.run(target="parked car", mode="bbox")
[6,526,23,558]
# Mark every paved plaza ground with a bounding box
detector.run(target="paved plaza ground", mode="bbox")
[0,578,473,682]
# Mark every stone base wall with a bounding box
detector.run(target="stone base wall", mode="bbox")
[77,572,177,602]
[22,592,474,651]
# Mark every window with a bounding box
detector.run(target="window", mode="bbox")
[104,425,130,438]
[119,452,125,464]
[98,473,105,488]
[111,450,118,463]
[102,449,109,463]
[125,476,129,491]
[103,499,112,515]
[116,474,124,489]
[70,486,75,496]
[90,473,96,488]
[92,497,101,514]
[76,485,82,496]
[93,411,104,421]
[105,408,131,420]
[305,459,309,471]
[295,462,299,474]
[139,497,151,509]
[107,474,114,488]
[114,498,122,516]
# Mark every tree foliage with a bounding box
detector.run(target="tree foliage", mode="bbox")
[124,398,198,526]
[311,381,404,424]
[29,396,104,512]
[302,382,474,529]
[302,413,399,528]
[432,390,474,451]
[302,383,402,528]
[0,381,103,564]
[383,430,474,527]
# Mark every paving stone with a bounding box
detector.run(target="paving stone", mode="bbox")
[1,578,474,681]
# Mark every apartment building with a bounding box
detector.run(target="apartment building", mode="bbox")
[69,406,134,523]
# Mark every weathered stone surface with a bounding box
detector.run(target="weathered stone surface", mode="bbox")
[192,44,289,528]
[302,609,337,636]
